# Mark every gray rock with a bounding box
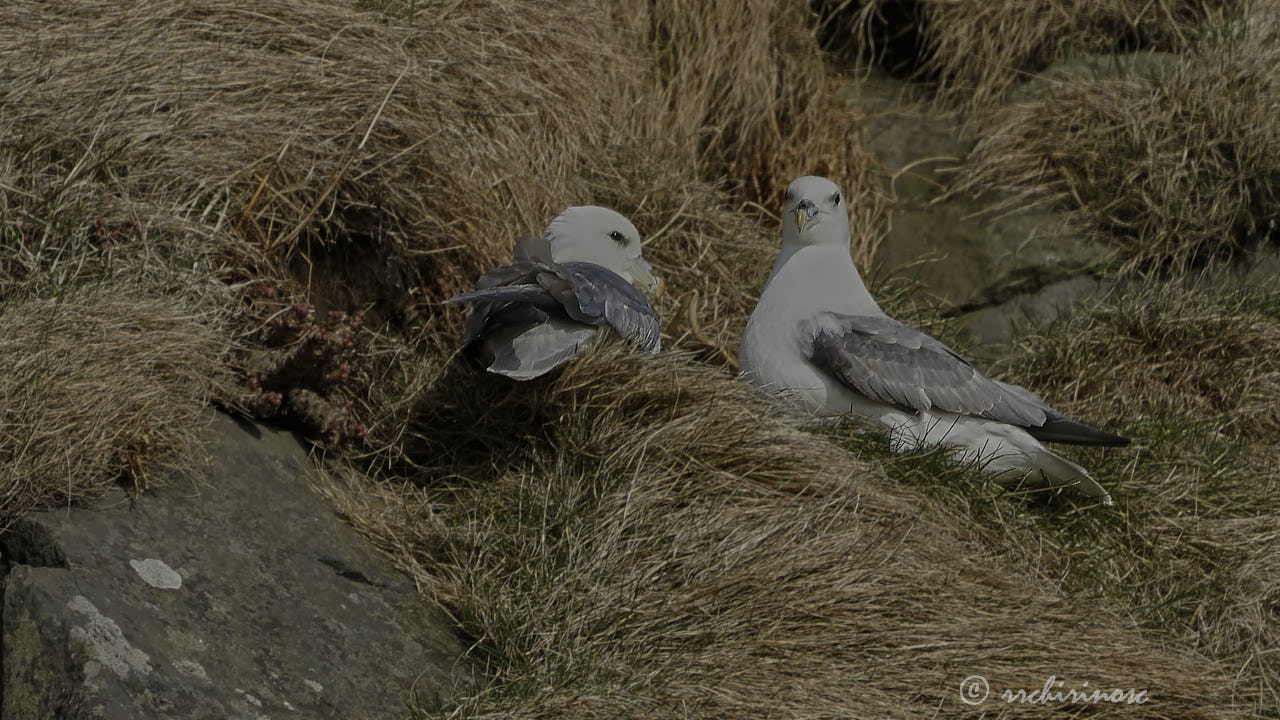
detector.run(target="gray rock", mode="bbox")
[845,61,1273,358]
[846,69,1116,349]
[844,69,973,207]
[953,243,1280,359]
[877,203,1106,311]
[958,274,1116,358]
[1195,241,1280,295]
[1,412,472,719]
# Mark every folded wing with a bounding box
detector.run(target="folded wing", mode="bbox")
[805,312,1127,446]
[448,257,659,379]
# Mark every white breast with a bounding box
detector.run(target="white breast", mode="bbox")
[739,245,883,415]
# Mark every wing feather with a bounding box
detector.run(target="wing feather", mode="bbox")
[806,313,1129,445]
[447,255,661,379]
[561,262,661,352]
[807,313,1051,427]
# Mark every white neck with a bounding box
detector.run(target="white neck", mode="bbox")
[762,243,881,318]
[766,241,801,284]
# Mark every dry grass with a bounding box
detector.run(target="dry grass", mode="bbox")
[0,0,880,310]
[954,0,1279,271]
[0,0,631,304]
[1,0,884,460]
[322,346,1243,719]
[0,286,230,528]
[823,0,1232,110]
[841,279,1280,714]
[1001,280,1280,712]
[615,0,875,204]
[2,0,1273,717]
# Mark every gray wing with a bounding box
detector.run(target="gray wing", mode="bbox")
[449,284,560,308]
[447,258,660,379]
[447,259,547,349]
[559,262,661,352]
[805,313,1128,445]
[447,275,598,379]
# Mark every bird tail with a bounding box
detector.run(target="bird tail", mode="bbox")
[1000,448,1113,505]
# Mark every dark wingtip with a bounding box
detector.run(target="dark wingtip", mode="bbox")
[1027,418,1131,447]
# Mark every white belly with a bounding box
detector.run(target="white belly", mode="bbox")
[883,408,1041,475]
[739,246,879,415]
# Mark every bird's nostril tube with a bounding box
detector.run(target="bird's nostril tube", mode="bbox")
[794,199,818,229]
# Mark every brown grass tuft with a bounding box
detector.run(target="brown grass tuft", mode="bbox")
[823,0,1233,110]
[0,0,631,304]
[953,0,1279,270]
[0,287,230,526]
[616,0,876,204]
[322,345,1245,718]
[992,280,1280,713]
[1,0,880,310]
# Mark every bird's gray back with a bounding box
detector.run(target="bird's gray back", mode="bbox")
[805,313,1129,445]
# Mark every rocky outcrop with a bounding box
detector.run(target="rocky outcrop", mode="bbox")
[847,65,1278,358]
[846,69,1116,356]
[0,412,471,719]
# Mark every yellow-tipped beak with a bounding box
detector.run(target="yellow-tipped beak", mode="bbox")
[795,208,807,231]
[629,257,662,296]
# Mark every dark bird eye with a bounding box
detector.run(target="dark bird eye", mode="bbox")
[784,189,794,203]
[608,230,628,246]
[831,192,841,205]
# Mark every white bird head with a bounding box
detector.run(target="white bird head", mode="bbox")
[544,206,660,293]
[781,175,850,249]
